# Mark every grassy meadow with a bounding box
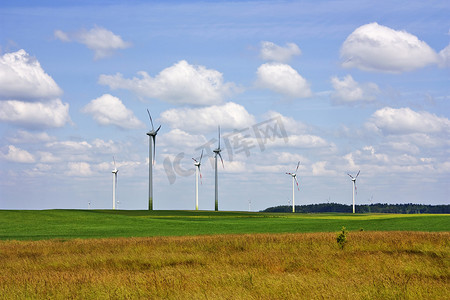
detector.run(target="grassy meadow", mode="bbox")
[0,210,448,299]
[0,210,448,240]
[0,231,448,299]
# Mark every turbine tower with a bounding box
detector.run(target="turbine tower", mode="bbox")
[286,161,300,213]
[192,150,203,210]
[112,156,118,210]
[347,170,360,213]
[146,109,161,211]
[213,126,224,211]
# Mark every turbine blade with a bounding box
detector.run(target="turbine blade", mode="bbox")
[347,173,353,179]
[218,125,221,149]
[286,172,292,175]
[295,161,300,172]
[199,149,203,163]
[155,125,161,134]
[192,157,198,163]
[147,109,154,131]
[218,152,224,168]
[199,166,203,184]
[295,177,300,190]
[113,156,116,168]
[356,170,360,178]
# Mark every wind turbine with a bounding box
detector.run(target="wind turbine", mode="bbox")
[347,170,360,213]
[192,150,203,211]
[112,156,118,210]
[146,109,161,211]
[213,126,224,211]
[286,161,300,213]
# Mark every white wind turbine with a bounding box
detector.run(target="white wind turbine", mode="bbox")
[146,109,161,211]
[286,161,300,213]
[347,170,360,214]
[213,126,224,211]
[192,150,203,211]
[112,156,118,210]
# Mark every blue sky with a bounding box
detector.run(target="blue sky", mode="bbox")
[0,0,449,210]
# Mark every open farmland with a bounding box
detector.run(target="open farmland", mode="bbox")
[0,231,448,299]
[0,210,448,240]
[0,211,448,299]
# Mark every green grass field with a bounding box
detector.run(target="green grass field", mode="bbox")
[0,210,448,240]
[0,210,448,299]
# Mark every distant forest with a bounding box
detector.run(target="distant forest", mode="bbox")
[262,203,450,214]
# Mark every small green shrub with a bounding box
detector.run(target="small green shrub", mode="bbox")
[336,226,348,250]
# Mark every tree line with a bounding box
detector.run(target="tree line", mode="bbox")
[262,203,450,214]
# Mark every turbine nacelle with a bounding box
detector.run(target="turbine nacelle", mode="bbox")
[286,161,300,191]
[146,109,161,166]
[146,125,161,137]
[112,156,119,174]
[193,150,203,172]
[347,170,360,182]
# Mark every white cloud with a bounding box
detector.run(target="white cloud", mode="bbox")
[0,98,71,128]
[55,26,131,59]
[330,75,379,104]
[7,130,56,144]
[341,23,439,73]
[0,49,62,100]
[286,134,329,148]
[262,111,308,135]
[160,129,208,150]
[82,94,144,129]
[260,41,301,63]
[367,107,450,135]
[276,152,309,164]
[256,63,312,98]
[312,161,337,176]
[1,145,35,163]
[54,29,70,42]
[99,60,239,105]
[438,44,450,68]
[38,151,61,163]
[65,162,93,177]
[160,102,256,132]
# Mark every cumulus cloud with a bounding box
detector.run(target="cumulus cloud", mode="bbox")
[262,111,308,135]
[312,161,337,176]
[0,98,71,129]
[341,23,439,73]
[99,60,239,105]
[54,29,70,42]
[160,102,256,133]
[330,75,379,104]
[256,63,311,98]
[285,134,329,148]
[260,41,301,63]
[55,26,131,59]
[7,130,56,144]
[65,162,93,177]
[1,145,35,163]
[438,44,450,68]
[0,49,62,100]
[82,94,144,129]
[366,107,450,135]
[160,129,208,150]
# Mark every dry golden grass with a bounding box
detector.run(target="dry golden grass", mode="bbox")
[0,231,448,299]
